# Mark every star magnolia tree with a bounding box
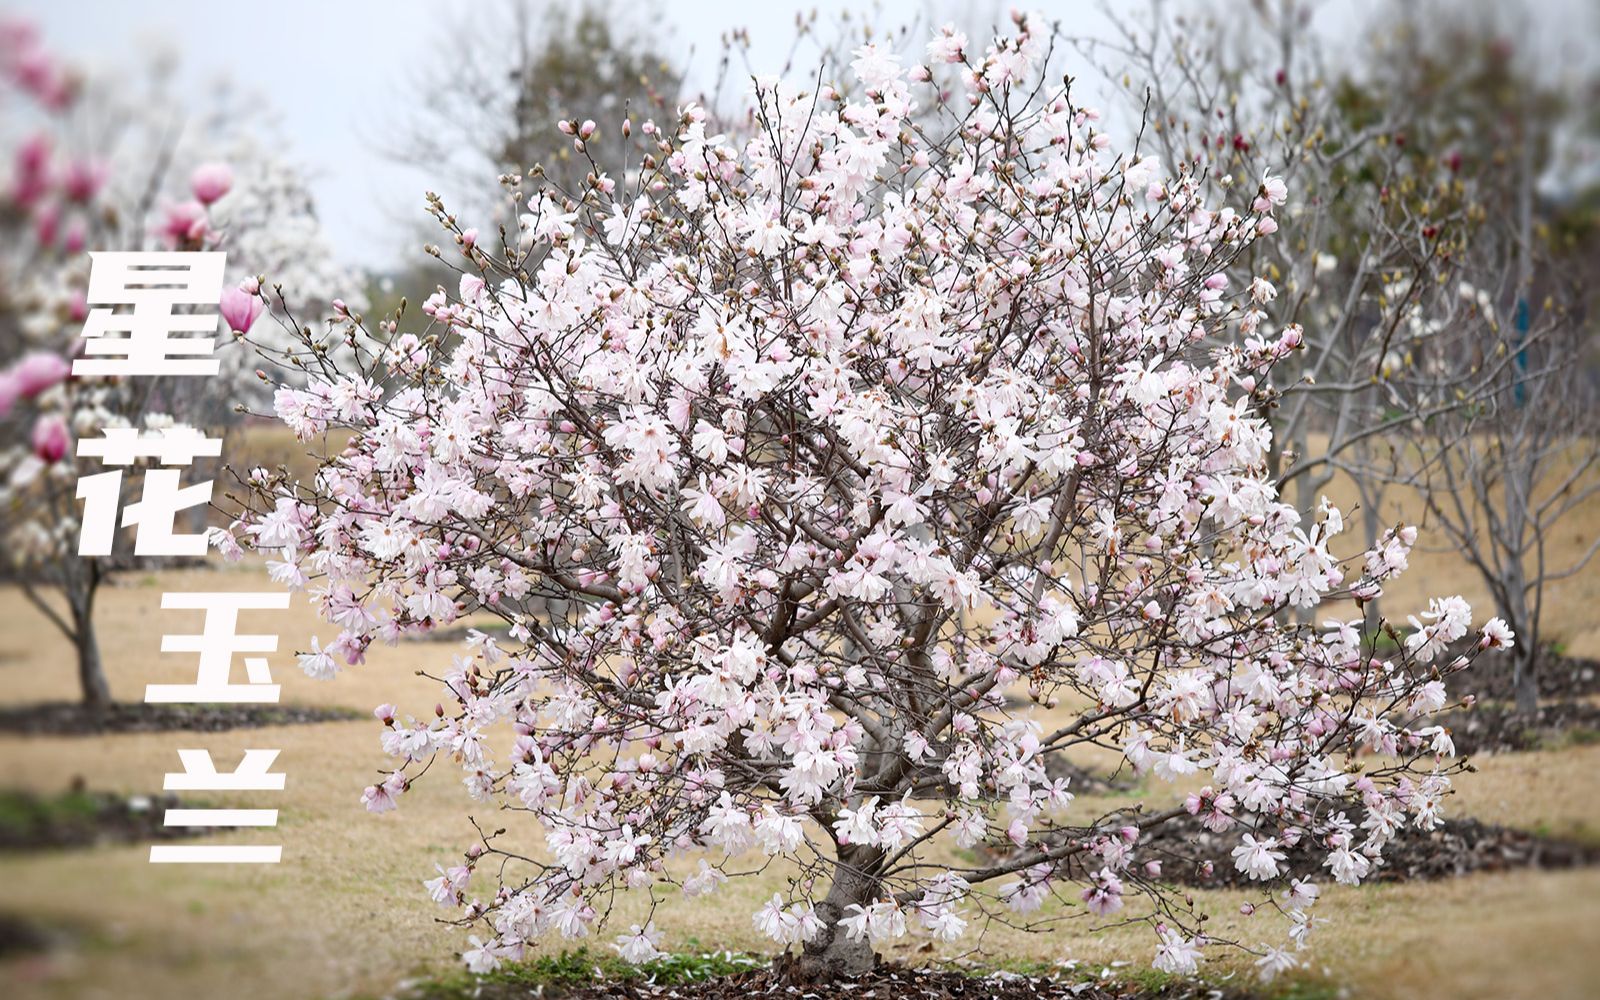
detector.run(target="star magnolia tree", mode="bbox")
[227,16,1512,983]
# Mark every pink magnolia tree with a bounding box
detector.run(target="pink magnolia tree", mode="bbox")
[0,17,353,708]
[0,18,234,708]
[227,16,1511,983]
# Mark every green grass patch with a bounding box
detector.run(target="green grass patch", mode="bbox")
[1543,726,1600,751]
[400,945,765,999]
[0,788,103,834]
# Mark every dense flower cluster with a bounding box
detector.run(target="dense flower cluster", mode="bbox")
[229,15,1509,980]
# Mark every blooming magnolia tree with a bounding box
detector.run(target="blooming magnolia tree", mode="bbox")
[228,16,1512,983]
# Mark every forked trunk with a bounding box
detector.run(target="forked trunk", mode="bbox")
[786,845,882,982]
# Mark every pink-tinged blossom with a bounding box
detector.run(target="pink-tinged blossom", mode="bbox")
[1479,618,1515,649]
[839,900,907,945]
[1284,878,1320,910]
[1231,833,1287,881]
[220,283,265,333]
[424,862,472,906]
[1255,947,1299,983]
[611,922,663,963]
[60,216,86,253]
[60,159,107,203]
[361,772,406,813]
[461,935,504,974]
[1080,868,1125,917]
[754,894,822,945]
[0,371,20,418]
[10,132,51,206]
[1404,595,1473,662]
[296,636,339,680]
[156,199,209,247]
[1153,927,1204,975]
[9,40,72,107]
[31,201,58,246]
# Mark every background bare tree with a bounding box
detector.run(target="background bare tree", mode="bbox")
[1082,1,1600,676]
[390,0,682,225]
[368,0,687,329]
[1351,105,1600,715]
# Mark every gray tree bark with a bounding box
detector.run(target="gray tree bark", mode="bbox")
[787,845,882,982]
[71,590,111,711]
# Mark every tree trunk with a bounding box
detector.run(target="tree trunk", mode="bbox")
[1502,551,1538,718]
[1358,472,1386,635]
[71,595,111,712]
[787,846,882,982]
[1512,641,1539,718]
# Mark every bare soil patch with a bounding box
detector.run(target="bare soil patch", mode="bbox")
[403,961,1271,1000]
[1395,643,1600,754]
[1448,645,1600,703]
[1441,700,1600,755]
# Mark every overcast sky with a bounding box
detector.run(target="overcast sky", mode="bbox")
[12,0,1589,270]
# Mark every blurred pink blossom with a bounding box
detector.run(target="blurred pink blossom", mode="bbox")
[61,215,86,253]
[0,17,39,56]
[190,161,233,205]
[31,201,58,246]
[11,351,70,397]
[30,414,68,463]
[12,45,67,107]
[0,371,19,418]
[60,159,107,203]
[157,199,209,248]
[0,18,72,108]
[11,132,51,206]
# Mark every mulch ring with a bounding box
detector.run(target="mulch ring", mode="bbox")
[0,786,200,851]
[459,965,1265,1000]
[0,912,59,959]
[1438,700,1600,756]
[1133,811,1599,890]
[0,701,361,736]
[1408,644,1600,754]
[1445,646,1600,703]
